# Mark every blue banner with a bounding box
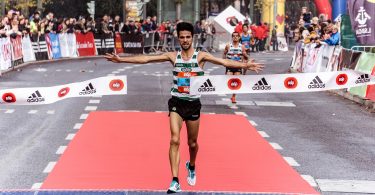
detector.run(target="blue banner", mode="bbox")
[48,33,62,59]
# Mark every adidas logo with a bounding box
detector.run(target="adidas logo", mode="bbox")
[308,76,325,89]
[27,90,45,103]
[79,83,97,95]
[252,78,271,90]
[198,79,215,92]
[355,74,370,84]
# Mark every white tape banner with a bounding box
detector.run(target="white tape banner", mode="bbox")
[0,76,127,105]
[190,70,375,95]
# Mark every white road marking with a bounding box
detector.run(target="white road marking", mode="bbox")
[88,70,94,73]
[134,65,141,67]
[229,105,238,109]
[92,95,102,98]
[112,71,120,74]
[164,71,169,74]
[257,131,269,138]
[132,71,139,73]
[65,133,75,140]
[43,162,57,173]
[269,142,283,150]
[28,110,38,114]
[155,71,160,73]
[56,69,62,72]
[107,74,115,76]
[80,114,89,119]
[274,59,282,61]
[301,175,318,187]
[208,112,215,114]
[283,157,300,166]
[66,69,71,72]
[254,101,296,107]
[222,98,230,101]
[5,109,15,113]
[47,110,55,114]
[316,179,375,193]
[31,183,43,189]
[217,94,227,97]
[56,146,67,155]
[73,123,83,129]
[89,100,101,104]
[155,111,166,113]
[118,69,125,71]
[85,106,97,111]
[234,112,248,117]
[249,120,258,126]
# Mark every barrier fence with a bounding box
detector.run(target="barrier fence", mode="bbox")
[290,42,375,101]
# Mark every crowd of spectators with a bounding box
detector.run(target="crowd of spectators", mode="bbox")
[291,7,341,46]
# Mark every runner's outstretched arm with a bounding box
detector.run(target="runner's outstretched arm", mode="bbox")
[105,52,173,64]
[199,52,264,73]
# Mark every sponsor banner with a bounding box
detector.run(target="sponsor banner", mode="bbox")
[0,76,127,105]
[349,53,375,98]
[277,37,288,52]
[0,37,12,71]
[115,33,124,54]
[348,0,375,45]
[190,70,375,95]
[75,32,96,56]
[47,33,62,59]
[214,5,246,34]
[366,65,375,101]
[11,35,23,61]
[121,33,143,54]
[59,33,70,57]
[21,35,36,62]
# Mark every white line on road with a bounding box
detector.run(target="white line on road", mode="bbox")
[254,101,296,107]
[301,175,318,187]
[47,110,55,114]
[66,69,71,72]
[56,69,61,72]
[73,123,83,129]
[257,131,270,138]
[283,157,300,166]
[107,74,115,76]
[89,99,101,104]
[316,179,375,193]
[229,105,238,109]
[65,133,75,140]
[31,183,43,189]
[80,114,89,120]
[112,71,120,74]
[249,120,258,126]
[28,110,38,114]
[43,162,57,173]
[5,109,15,113]
[56,146,67,155]
[217,94,227,97]
[269,142,283,150]
[234,112,248,117]
[85,106,97,111]
[118,69,125,71]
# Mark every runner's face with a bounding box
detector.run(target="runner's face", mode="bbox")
[178,30,193,50]
[232,33,240,42]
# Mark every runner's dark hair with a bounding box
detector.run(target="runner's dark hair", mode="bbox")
[177,22,194,37]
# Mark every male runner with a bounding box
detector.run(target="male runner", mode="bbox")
[223,31,249,103]
[105,22,263,193]
[241,24,251,75]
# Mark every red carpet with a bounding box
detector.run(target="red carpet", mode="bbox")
[42,112,318,194]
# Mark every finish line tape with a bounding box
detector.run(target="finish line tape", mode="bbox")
[190,70,375,95]
[0,76,127,105]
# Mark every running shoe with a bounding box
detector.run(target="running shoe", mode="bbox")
[186,161,196,186]
[167,180,181,194]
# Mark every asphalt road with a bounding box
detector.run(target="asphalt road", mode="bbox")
[0,50,374,194]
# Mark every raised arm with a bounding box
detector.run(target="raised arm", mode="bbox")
[199,52,264,73]
[105,52,173,64]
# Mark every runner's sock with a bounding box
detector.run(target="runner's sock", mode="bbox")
[188,163,195,171]
[173,177,179,183]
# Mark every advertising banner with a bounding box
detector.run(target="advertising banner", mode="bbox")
[11,35,23,60]
[214,6,246,34]
[121,33,143,54]
[190,70,375,95]
[75,32,96,56]
[348,0,375,45]
[0,76,127,105]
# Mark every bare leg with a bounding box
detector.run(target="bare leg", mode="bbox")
[169,112,183,177]
[226,71,236,101]
[186,119,200,166]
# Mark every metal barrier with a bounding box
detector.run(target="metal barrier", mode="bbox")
[143,32,157,53]
[350,45,375,53]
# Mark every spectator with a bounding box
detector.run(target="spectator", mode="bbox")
[323,25,340,45]
[271,25,278,51]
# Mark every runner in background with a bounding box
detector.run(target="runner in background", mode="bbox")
[241,24,251,75]
[223,31,249,104]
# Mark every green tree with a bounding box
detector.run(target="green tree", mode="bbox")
[94,0,123,18]
[43,0,90,18]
